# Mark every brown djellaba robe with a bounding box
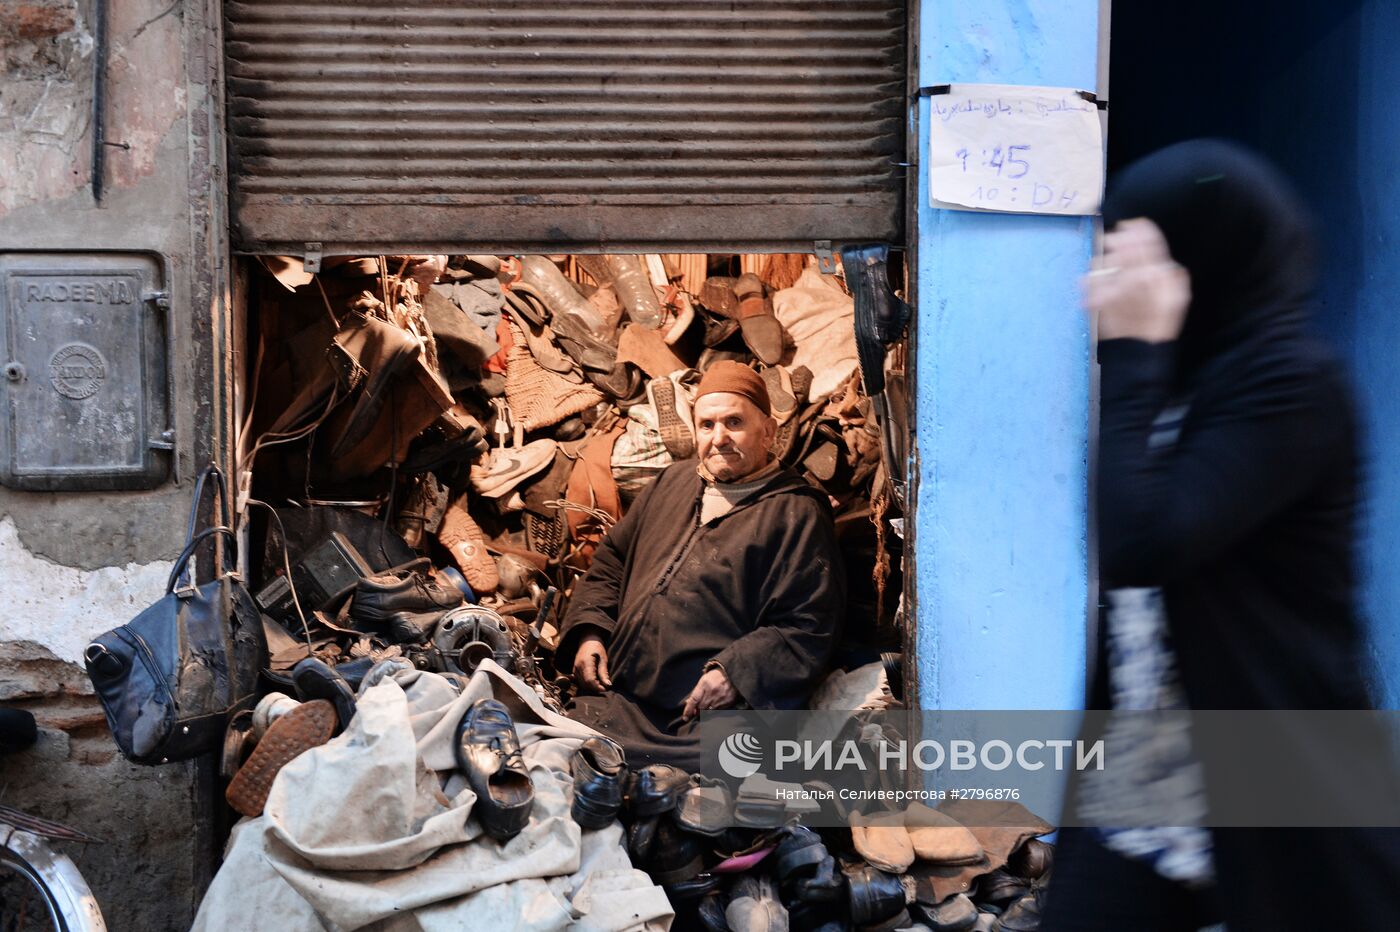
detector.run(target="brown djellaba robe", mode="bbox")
[555,460,844,769]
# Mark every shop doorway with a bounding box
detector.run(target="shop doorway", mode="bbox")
[220,2,917,712]
[232,250,909,712]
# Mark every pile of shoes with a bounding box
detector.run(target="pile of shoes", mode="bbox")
[241,249,911,720]
[557,735,1055,932]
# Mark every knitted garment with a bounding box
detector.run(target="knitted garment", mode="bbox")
[502,317,603,431]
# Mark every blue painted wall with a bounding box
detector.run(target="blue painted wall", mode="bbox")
[1105,0,1400,708]
[914,2,1100,712]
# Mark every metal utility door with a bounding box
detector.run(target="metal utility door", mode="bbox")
[224,1,907,255]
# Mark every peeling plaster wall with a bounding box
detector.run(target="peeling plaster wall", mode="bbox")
[0,1,228,928]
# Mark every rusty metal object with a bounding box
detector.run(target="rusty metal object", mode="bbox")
[223,1,906,252]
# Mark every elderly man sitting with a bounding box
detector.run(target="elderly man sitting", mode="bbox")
[556,362,844,769]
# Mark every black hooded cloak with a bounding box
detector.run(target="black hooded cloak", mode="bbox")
[1048,140,1400,931]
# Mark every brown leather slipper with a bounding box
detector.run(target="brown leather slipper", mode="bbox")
[850,809,916,873]
[732,273,786,365]
[225,699,336,818]
[904,802,984,865]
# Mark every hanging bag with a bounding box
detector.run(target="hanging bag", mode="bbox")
[84,464,266,764]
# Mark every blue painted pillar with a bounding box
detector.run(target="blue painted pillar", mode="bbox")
[913,3,1102,711]
[1350,0,1400,709]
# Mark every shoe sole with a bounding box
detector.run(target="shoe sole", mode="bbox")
[225,699,336,818]
[648,378,694,459]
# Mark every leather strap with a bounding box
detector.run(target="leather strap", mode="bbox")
[564,426,624,571]
[736,294,769,320]
[166,526,236,595]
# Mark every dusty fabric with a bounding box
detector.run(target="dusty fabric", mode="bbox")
[610,405,674,503]
[434,279,504,335]
[771,266,858,404]
[192,663,672,931]
[557,462,843,766]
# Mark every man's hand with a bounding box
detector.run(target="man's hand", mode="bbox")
[682,667,738,720]
[1085,218,1191,344]
[574,634,612,694]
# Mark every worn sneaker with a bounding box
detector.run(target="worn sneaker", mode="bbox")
[225,699,336,818]
[438,494,499,593]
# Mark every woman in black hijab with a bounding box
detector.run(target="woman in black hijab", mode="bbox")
[1041,140,1400,930]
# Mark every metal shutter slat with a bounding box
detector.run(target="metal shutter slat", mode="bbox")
[225,0,907,253]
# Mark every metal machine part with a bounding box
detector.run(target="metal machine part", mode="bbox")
[432,605,515,677]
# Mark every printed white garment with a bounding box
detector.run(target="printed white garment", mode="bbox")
[1085,400,1214,887]
[1088,586,1215,887]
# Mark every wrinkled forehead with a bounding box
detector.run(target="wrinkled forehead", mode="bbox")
[693,391,765,422]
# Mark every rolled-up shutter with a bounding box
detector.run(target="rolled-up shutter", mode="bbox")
[224,1,907,254]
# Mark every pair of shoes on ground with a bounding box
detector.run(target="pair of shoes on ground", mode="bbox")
[572,739,742,836]
[849,803,983,873]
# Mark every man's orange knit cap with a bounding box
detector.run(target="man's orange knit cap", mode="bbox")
[693,361,771,416]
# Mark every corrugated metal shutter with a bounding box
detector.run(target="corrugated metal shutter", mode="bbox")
[224,1,907,254]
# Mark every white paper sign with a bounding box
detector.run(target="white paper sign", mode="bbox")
[928,84,1104,215]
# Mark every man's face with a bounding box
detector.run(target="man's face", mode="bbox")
[693,392,776,482]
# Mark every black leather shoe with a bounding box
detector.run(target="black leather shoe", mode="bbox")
[630,815,705,885]
[976,869,1030,906]
[571,735,626,829]
[697,891,729,932]
[1005,838,1053,881]
[775,827,843,905]
[652,818,706,884]
[455,698,534,841]
[665,872,721,900]
[383,610,444,644]
[352,571,463,625]
[291,658,357,735]
[918,893,978,932]
[992,887,1045,932]
[627,764,693,817]
[844,862,905,928]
